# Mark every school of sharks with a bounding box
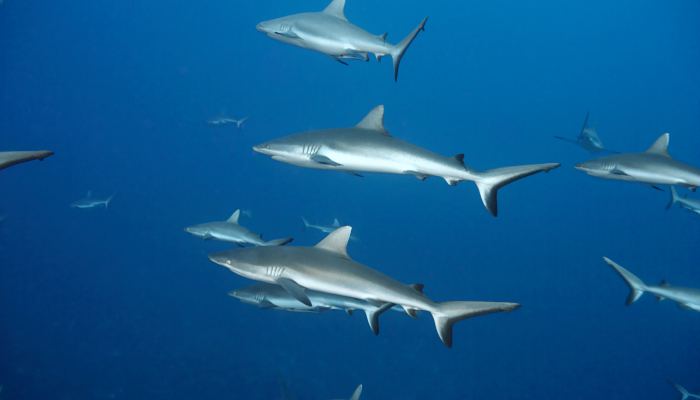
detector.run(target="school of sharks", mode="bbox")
[2,0,699,398]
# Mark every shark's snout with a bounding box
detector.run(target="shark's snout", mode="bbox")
[209,253,230,267]
[252,143,271,155]
[255,23,264,32]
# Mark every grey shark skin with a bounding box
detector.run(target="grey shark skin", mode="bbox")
[672,382,700,400]
[576,134,700,190]
[209,226,519,347]
[256,0,428,81]
[554,112,608,153]
[254,105,560,216]
[185,209,293,247]
[0,150,53,171]
[667,186,700,216]
[603,257,700,312]
[70,191,114,209]
[230,282,421,334]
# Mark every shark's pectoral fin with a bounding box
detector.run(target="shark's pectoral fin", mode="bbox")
[274,30,300,39]
[311,154,342,166]
[277,278,312,306]
[404,170,428,181]
[610,168,629,176]
[365,302,394,335]
[651,185,664,192]
[258,299,277,309]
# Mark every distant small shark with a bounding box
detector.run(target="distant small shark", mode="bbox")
[253,105,559,216]
[0,150,53,171]
[185,209,293,247]
[302,217,359,240]
[209,226,519,347]
[667,186,700,216]
[230,282,422,334]
[603,257,700,312]
[554,112,612,153]
[256,0,428,81]
[331,385,362,400]
[576,133,700,191]
[70,191,114,209]
[207,116,248,128]
[671,382,700,400]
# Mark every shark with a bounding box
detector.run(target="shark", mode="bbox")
[209,226,519,347]
[185,209,293,247]
[554,112,610,153]
[253,105,560,216]
[667,186,700,216]
[0,150,53,171]
[575,133,700,190]
[302,217,359,240]
[331,385,362,400]
[70,191,114,209]
[672,382,700,400]
[255,0,428,81]
[208,116,248,128]
[229,282,422,334]
[603,257,700,312]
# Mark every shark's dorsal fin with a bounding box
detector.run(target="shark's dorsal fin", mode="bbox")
[323,0,347,21]
[227,209,240,224]
[356,105,390,136]
[645,133,671,157]
[332,218,340,227]
[315,226,352,258]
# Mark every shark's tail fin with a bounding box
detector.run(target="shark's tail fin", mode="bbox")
[105,194,115,208]
[473,163,560,216]
[390,17,428,81]
[262,237,294,247]
[349,384,363,400]
[301,217,310,229]
[666,186,680,210]
[430,301,519,348]
[603,257,648,305]
[672,382,692,400]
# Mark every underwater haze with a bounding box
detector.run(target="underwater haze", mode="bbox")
[1,0,700,399]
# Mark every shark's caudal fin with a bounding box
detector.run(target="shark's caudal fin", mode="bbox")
[603,257,648,305]
[105,195,115,208]
[667,186,680,210]
[671,382,700,400]
[390,17,428,81]
[349,385,363,400]
[473,163,560,217]
[301,217,310,228]
[262,237,294,247]
[430,301,519,348]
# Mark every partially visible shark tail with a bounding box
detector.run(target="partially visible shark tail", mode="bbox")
[473,163,560,217]
[105,194,115,208]
[262,237,294,247]
[430,301,519,348]
[672,382,691,400]
[301,217,310,228]
[390,16,428,81]
[666,186,680,210]
[603,257,648,305]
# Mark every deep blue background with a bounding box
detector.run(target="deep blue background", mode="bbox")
[1,0,699,399]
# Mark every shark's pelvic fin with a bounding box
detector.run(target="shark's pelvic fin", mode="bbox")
[646,133,671,157]
[228,209,241,224]
[355,105,389,135]
[602,257,647,305]
[323,0,347,21]
[315,226,352,258]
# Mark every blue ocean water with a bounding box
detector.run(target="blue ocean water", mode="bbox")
[1,0,699,398]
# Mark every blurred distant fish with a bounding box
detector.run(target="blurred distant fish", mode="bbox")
[671,382,700,400]
[230,282,420,334]
[185,209,292,247]
[0,150,53,171]
[207,116,248,128]
[330,385,362,400]
[254,105,560,216]
[255,0,427,81]
[554,112,615,153]
[666,186,700,216]
[576,134,700,191]
[210,226,519,347]
[70,191,114,209]
[603,257,700,312]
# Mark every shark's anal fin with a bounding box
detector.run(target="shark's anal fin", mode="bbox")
[311,154,342,166]
[277,278,312,306]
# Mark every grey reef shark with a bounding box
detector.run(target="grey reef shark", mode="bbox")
[671,382,700,400]
[0,150,53,171]
[230,282,421,334]
[70,191,114,209]
[255,0,428,81]
[185,209,293,247]
[253,105,560,216]
[555,112,614,153]
[207,116,248,129]
[302,216,359,240]
[603,257,700,312]
[209,226,519,347]
[667,186,700,216]
[576,133,700,192]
